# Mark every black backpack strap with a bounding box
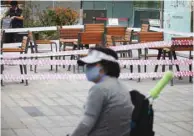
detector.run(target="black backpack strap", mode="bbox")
[129,90,146,121]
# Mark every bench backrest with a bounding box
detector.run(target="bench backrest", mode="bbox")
[1,30,5,49]
[124,29,134,43]
[106,26,127,37]
[105,35,115,47]
[84,24,105,32]
[141,24,150,32]
[59,28,82,39]
[21,36,29,53]
[78,32,104,45]
[138,32,163,43]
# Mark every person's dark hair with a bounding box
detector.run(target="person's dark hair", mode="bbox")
[10,1,18,6]
[90,47,120,78]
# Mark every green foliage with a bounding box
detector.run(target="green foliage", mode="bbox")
[23,4,79,39]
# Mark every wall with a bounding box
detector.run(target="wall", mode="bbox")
[163,0,192,41]
[82,1,134,26]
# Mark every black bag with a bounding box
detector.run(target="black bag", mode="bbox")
[129,90,155,136]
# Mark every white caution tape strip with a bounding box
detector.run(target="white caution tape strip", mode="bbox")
[1,71,193,81]
[1,41,172,58]
[1,59,193,66]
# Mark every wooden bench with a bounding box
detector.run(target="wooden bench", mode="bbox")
[138,32,164,74]
[28,31,58,72]
[78,32,104,47]
[1,36,29,86]
[84,24,105,32]
[162,37,193,84]
[58,27,83,51]
[106,26,127,37]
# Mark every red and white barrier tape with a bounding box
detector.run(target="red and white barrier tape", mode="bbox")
[1,40,193,59]
[1,59,193,66]
[1,71,193,81]
[172,40,193,45]
[1,41,171,58]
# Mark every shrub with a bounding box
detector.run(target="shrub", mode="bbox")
[23,5,79,39]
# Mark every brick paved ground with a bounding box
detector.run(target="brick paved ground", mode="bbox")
[1,43,193,136]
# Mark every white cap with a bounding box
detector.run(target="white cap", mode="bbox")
[77,50,117,65]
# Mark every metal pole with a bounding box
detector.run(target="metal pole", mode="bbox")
[80,0,83,25]
[160,0,164,28]
[52,0,54,8]
[192,0,194,32]
[112,1,114,18]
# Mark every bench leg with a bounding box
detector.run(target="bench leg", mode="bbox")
[34,57,38,73]
[50,56,53,71]
[189,51,192,83]
[137,49,141,82]
[1,64,4,86]
[172,51,182,80]
[30,57,33,71]
[20,65,24,83]
[129,65,133,80]
[55,56,58,73]
[144,48,148,73]
[168,51,174,86]
[162,50,166,72]
[189,64,193,83]
[153,49,162,80]
[68,55,73,71]
[23,65,28,86]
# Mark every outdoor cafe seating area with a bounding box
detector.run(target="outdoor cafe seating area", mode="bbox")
[1,23,193,86]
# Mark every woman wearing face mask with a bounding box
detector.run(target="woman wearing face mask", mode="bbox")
[70,47,134,136]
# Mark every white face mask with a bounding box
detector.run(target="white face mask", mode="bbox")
[86,65,102,82]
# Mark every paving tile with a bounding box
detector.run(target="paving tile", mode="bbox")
[33,116,58,128]
[9,93,22,99]
[25,98,46,106]
[166,111,192,122]
[1,129,17,136]
[30,128,53,136]
[2,95,18,107]
[20,117,43,128]
[20,92,34,98]
[47,127,74,136]
[1,118,10,129]
[50,106,71,116]
[10,107,31,118]
[159,123,192,136]
[14,99,33,107]
[154,112,178,122]
[42,92,59,98]
[2,107,27,129]
[40,98,58,106]
[63,116,80,126]
[22,106,44,117]
[52,98,73,106]
[154,124,178,136]
[174,122,193,132]
[62,105,83,115]
[48,116,72,127]
[30,91,47,98]
[36,106,57,116]
[13,129,35,136]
